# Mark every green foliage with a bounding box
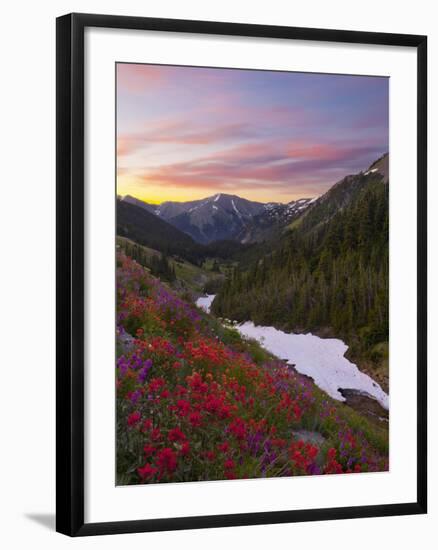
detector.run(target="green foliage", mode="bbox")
[203,276,224,295]
[117,199,256,265]
[213,176,389,361]
[118,238,176,282]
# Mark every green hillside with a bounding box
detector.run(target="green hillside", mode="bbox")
[117,199,256,266]
[117,236,224,295]
[213,166,389,385]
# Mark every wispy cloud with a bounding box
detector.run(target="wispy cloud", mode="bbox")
[132,140,384,194]
[117,121,255,157]
[117,63,388,202]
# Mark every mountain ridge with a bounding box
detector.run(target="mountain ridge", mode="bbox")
[213,153,389,388]
[121,192,315,244]
[120,153,388,245]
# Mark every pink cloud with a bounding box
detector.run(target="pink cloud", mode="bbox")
[117,120,255,157]
[117,64,169,94]
[133,139,383,193]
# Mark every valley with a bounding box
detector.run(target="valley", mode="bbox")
[116,154,390,485]
[115,62,390,485]
[117,252,388,485]
[121,192,314,245]
[117,153,389,407]
[197,294,389,421]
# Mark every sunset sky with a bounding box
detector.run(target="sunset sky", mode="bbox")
[116,63,388,204]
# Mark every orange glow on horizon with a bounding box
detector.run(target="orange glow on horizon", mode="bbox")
[117,178,313,205]
[116,64,388,207]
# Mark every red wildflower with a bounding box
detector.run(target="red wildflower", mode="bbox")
[149,377,166,393]
[151,428,162,441]
[187,372,208,393]
[176,399,191,417]
[157,447,178,474]
[324,448,343,474]
[224,458,236,479]
[189,411,202,427]
[218,442,229,453]
[228,418,246,440]
[137,463,157,480]
[168,427,187,442]
[327,448,337,460]
[289,440,319,472]
[180,441,190,456]
[127,411,141,426]
[142,418,153,432]
[143,444,156,457]
[293,403,302,421]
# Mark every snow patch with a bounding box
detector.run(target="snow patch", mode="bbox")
[364,168,378,175]
[214,194,221,202]
[236,321,388,409]
[212,205,218,211]
[195,296,389,410]
[231,199,242,219]
[196,295,215,314]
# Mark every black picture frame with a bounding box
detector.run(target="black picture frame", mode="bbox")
[56,12,427,537]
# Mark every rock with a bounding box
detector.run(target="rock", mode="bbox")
[292,430,325,446]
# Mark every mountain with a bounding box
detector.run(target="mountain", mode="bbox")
[367,152,389,183]
[157,193,267,244]
[121,193,315,244]
[117,199,255,264]
[287,153,389,239]
[117,199,204,264]
[213,154,389,380]
[122,194,158,214]
[237,198,315,243]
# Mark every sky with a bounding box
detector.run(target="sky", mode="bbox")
[116,63,388,204]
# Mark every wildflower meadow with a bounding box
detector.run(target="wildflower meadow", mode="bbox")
[116,253,388,485]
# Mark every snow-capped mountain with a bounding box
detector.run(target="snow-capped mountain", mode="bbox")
[120,193,315,244]
[157,194,268,243]
[122,195,158,215]
[236,198,315,243]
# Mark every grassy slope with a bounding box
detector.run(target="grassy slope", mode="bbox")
[116,253,388,485]
[117,236,223,294]
[215,173,389,389]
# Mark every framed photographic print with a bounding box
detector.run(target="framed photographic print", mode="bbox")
[56,13,427,536]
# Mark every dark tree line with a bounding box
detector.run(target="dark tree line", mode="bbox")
[118,239,176,283]
[117,199,259,266]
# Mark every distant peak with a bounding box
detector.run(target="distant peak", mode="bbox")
[366,152,389,183]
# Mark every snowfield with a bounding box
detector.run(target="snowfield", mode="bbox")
[236,321,388,409]
[196,294,216,314]
[196,295,388,409]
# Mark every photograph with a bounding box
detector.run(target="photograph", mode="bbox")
[115,62,390,485]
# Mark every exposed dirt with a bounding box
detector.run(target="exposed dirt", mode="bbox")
[287,365,388,425]
[339,388,389,425]
[355,361,389,394]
